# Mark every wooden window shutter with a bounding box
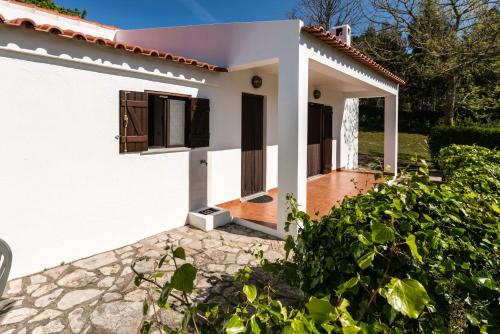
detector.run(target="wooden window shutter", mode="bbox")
[189,98,210,148]
[119,91,149,153]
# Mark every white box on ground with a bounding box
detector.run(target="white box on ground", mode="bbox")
[188,207,232,231]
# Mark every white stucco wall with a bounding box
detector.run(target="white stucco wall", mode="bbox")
[0,26,280,278]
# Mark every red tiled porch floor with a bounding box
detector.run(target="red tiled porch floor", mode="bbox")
[217,171,380,228]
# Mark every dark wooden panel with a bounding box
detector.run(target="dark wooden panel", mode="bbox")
[307,103,322,177]
[241,93,264,197]
[189,98,210,148]
[119,91,148,153]
[322,106,333,174]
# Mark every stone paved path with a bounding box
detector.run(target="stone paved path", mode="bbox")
[0,224,287,333]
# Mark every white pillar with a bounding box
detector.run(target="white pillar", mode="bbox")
[384,93,398,174]
[277,49,309,238]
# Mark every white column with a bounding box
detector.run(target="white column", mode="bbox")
[277,49,309,238]
[384,93,398,174]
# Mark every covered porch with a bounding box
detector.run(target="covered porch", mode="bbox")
[217,170,381,230]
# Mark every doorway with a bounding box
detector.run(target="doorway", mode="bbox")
[307,103,333,177]
[241,93,265,197]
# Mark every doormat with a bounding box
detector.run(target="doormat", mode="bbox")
[248,195,273,203]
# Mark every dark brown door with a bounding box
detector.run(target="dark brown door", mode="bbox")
[241,93,264,197]
[307,103,323,177]
[322,106,333,174]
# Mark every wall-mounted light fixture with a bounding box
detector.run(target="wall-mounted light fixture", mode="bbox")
[251,75,263,89]
[313,89,321,99]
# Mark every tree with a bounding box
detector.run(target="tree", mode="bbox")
[368,0,499,125]
[288,0,365,32]
[17,0,87,18]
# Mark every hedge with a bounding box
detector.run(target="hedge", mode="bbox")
[428,125,500,157]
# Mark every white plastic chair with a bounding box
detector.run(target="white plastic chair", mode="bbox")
[0,239,12,297]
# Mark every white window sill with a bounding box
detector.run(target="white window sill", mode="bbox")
[140,147,191,155]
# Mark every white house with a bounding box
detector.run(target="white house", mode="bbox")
[0,0,403,278]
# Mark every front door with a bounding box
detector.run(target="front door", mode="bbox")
[241,93,264,197]
[307,103,323,177]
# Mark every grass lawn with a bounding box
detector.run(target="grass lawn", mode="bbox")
[358,131,431,163]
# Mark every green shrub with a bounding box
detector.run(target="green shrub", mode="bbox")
[278,157,499,333]
[428,125,500,158]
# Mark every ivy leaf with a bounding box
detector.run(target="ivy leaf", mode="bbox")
[305,296,334,322]
[243,284,257,303]
[406,234,423,263]
[336,276,360,296]
[170,263,197,293]
[225,314,245,334]
[172,247,186,260]
[142,298,149,316]
[382,278,430,319]
[250,315,261,334]
[357,250,376,270]
[371,222,395,244]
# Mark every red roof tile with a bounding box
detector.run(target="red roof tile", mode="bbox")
[0,17,227,72]
[302,26,405,85]
[5,0,119,30]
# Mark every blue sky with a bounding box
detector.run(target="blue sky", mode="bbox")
[55,0,295,29]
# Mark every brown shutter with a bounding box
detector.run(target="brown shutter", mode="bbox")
[189,98,210,148]
[119,91,149,153]
[322,105,333,174]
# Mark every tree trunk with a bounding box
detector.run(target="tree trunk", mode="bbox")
[445,75,457,126]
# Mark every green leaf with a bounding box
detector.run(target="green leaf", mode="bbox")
[172,247,186,260]
[371,222,395,244]
[142,298,149,316]
[170,263,197,293]
[305,296,334,322]
[406,234,423,263]
[243,284,257,303]
[357,250,376,270]
[337,276,360,296]
[382,278,430,319]
[225,314,245,334]
[250,315,261,334]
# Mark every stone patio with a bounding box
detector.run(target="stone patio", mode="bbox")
[0,224,288,333]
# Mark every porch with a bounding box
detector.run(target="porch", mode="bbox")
[217,170,380,231]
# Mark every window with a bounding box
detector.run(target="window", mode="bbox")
[148,95,188,148]
[119,90,210,153]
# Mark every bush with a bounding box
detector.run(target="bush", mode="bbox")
[279,152,499,332]
[428,125,500,158]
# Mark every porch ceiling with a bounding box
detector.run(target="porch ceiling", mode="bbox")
[251,60,391,96]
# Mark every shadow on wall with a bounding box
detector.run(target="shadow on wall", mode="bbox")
[343,98,359,169]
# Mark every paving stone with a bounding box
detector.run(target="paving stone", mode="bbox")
[102,292,122,302]
[0,308,38,325]
[26,284,40,295]
[226,264,240,275]
[31,283,58,298]
[207,264,226,272]
[203,239,223,248]
[30,275,47,285]
[28,309,62,323]
[32,319,65,334]
[99,264,122,276]
[90,301,142,333]
[57,269,97,288]
[120,266,133,277]
[57,289,103,310]
[97,277,115,288]
[68,307,86,333]
[124,289,146,302]
[34,288,63,308]
[6,279,22,295]
[236,252,254,265]
[43,265,68,280]
[218,245,240,253]
[0,329,15,334]
[115,245,134,255]
[119,251,135,259]
[73,251,117,270]
[17,329,27,334]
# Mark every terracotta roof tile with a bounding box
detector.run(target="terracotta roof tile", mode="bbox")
[1,16,227,72]
[302,26,405,85]
[5,0,119,30]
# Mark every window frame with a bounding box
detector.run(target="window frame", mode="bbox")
[146,91,191,149]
